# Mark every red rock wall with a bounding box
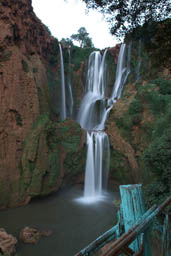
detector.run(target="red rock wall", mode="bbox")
[0,0,58,208]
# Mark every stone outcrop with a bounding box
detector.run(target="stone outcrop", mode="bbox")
[0,228,17,255]
[0,0,86,209]
[19,226,52,244]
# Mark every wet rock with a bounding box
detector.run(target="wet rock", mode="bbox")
[0,228,17,255]
[19,227,52,244]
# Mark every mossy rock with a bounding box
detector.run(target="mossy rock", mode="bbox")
[19,115,85,202]
[110,148,133,184]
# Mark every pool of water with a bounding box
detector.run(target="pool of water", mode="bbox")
[0,186,119,256]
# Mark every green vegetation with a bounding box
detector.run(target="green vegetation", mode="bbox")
[60,38,73,48]
[47,39,58,66]
[83,0,171,39]
[143,130,171,212]
[20,115,84,200]
[154,78,171,95]
[119,77,171,209]
[109,71,171,210]
[129,99,142,115]
[71,27,94,48]
[111,115,132,144]
[140,80,171,211]
[129,19,171,69]
[110,149,132,184]
[71,45,95,71]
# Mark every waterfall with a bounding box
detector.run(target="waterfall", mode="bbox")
[110,44,126,101]
[59,44,67,121]
[86,50,107,97]
[95,104,113,131]
[84,132,110,202]
[77,49,110,203]
[77,49,108,130]
[110,43,131,101]
[97,43,131,129]
[59,44,74,120]
[77,44,131,203]
[67,48,73,117]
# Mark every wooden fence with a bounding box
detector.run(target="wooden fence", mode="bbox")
[75,186,171,256]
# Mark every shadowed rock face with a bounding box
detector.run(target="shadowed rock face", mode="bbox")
[0,0,86,209]
[0,0,53,208]
[0,228,17,255]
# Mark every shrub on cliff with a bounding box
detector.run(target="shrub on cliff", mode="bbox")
[143,130,171,212]
[71,46,95,71]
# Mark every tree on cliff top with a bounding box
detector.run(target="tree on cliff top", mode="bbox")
[71,27,94,48]
[82,0,171,38]
[60,38,73,47]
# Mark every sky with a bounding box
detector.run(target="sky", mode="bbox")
[32,0,118,49]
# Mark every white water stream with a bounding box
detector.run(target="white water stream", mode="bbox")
[83,132,110,202]
[67,48,73,117]
[77,44,131,203]
[59,44,73,120]
[59,44,67,121]
[58,43,131,203]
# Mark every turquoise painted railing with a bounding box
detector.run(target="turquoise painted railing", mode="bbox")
[75,185,171,256]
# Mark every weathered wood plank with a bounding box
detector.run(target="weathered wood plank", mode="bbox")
[122,245,135,255]
[161,213,170,256]
[75,193,171,256]
[120,184,146,252]
[75,225,118,256]
[102,197,171,256]
[75,204,156,256]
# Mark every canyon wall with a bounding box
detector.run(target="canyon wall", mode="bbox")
[107,24,171,208]
[0,0,170,209]
[0,0,87,208]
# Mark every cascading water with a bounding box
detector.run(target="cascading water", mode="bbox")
[123,42,132,86]
[77,44,131,203]
[67,48,73,117]
[97,43,131,130]
[59,44,74,120]
[77,50,108,131]
[86,50,107,97]
[77,49,110,203]
[110,43,131,102]
[59,44,67,121]
[84,132,110,202]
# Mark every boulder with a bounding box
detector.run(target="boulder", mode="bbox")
[0,228,17,255]
[19,227,52,244]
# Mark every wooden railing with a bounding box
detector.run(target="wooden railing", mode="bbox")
[75,195,171,256]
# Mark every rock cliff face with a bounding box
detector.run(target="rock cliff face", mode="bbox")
[0,0,86,208]
[107,26,171,208]
[0,0,170,209]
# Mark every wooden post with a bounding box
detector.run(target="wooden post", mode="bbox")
[162,213,170,256]
[120,184,152,255]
